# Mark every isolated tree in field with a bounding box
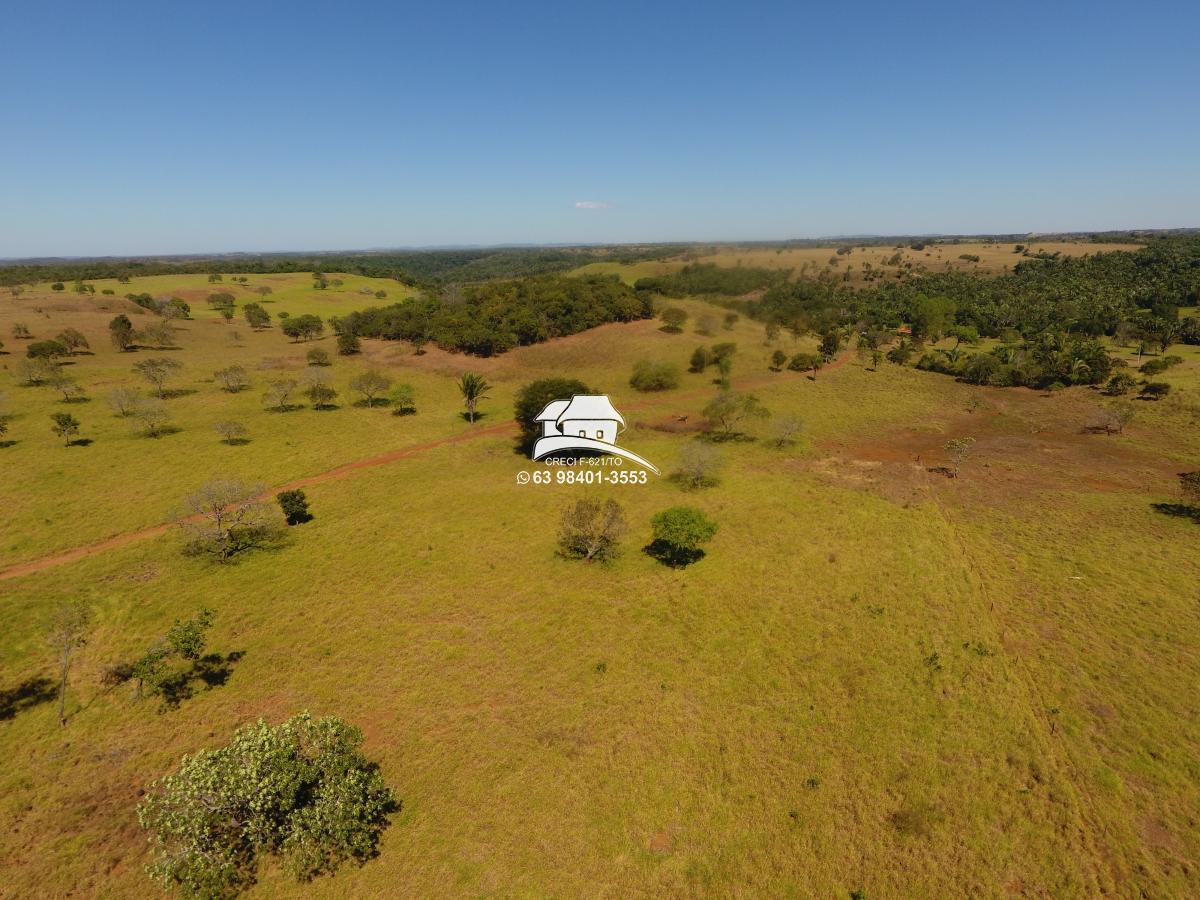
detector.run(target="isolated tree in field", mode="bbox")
[12,322,33,340]
[179,479,277,562]
[674,441,724,490]
[214,365,250,393]
[769,416,802,448]
[703,390,769,439]
[390,383,416,416]
[132,399,172,438]
[788,352,823,378]
[138,713,396,898]
[133,357,183,398]
[351,369,392,407]
[557,498,627,561]
[107,386,141,417]
[55,328,89,354]
[243,303,271,329]
[723,312,739,330]
[213,420,248,444]
[27,339,69,361]
[659,307,687,333]
[15,358,55,386]
[47,599,92,726]
[132,608,215,699]
[458,372,490,423]
[870,348,883,370]
[1106,400,1136,434]
[281,314,324,342]
[277,489,312,525]
[263,378,299,412]
[207,273,223,283]
[206,292,236,313]
[513,377,592,453]
[337,332,361,355]
[138,320,177,349]
[47,370,87,403]
[301,368,338,409]
[647,506,718,567]
[770,349,788,371]
[1179,472,1200,507]
[306,347,331,367]
[944,437,976,477]
[689,346,714,372]
[50,282,64,291]
[254,285,273,299]
[629,359,680,392]
[51,412,81,446]
[110,314,135,351]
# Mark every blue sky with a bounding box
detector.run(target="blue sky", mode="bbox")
[2,0,1198,256]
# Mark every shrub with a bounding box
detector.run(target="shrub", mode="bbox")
[673,442,724,490]
[213,420,249,444]
[1140,381,1171,400]
[27,340,68,360]
[337,332,361,355]
[1104,372,1138,395]
[306,348,331,367]
[770,349,788,370]
[1140,355,1183,376]
[137,714,395,897]
[646,506,718,567]
[689,346,713,372]
[214,365,250,393]
[557,498,626,561]
[629,360,680,392]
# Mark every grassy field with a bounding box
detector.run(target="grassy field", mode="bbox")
[572,240,1145,286]
[1,274,1198,897]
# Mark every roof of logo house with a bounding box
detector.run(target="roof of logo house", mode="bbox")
[532,394,659,473]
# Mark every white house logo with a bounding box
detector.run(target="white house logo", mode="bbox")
[532,395,660,474]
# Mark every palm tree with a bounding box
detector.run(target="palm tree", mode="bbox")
[458,373,490,423]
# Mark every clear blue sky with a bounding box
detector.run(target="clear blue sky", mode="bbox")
[3,0,1198,257]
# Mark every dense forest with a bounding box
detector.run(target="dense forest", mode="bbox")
[0,246,677,290]
[337,274,652,356]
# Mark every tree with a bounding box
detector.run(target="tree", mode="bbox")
[673,441,724,489]
[132,399,172,438]
[263,378,299,412]
[47,370,87,403]
[647,506,718,567]
[281,314,324,342]
[723,312,739,330]
[133,357,183,398]
[277,489,312,525]
[513,378,592,453]
[16,358,56,386]
[255,285,273,299]
[138,320,177,349]
[788,352,823,377]
[27,339,69,360]
[695,314,716,336]
[390,383,416,416]
[179,480,277,562]
[944,437,976,477]
[47,600,92,726]
[206,291,236,312]
[1179,471,1200,507]
[337,332,361,355]
[214,365,250,393]
[56,328,89,354]
[1140,382,1171,400]
[770,349,788,371]
[911,294,957,341]
[50,282,65,291]
[1106,400,1136,434]
[301,368,338,409]
[689,346,714,373]
[243,303,271,329]
[870,349,883,370]
[350,370,392,407]
[107,386,141,417]
[629,360,680,392]
[306,348,331,367]
[770,416,802,448]
[207,273,223,283]
[137,713,396,898]
[110,314,136,351]
[132,609,215,699]
[818,330,841,360]
[557,498,627,561]
[12,322,33,340]
[702,390,769,439]
[213,420,248,444]
[51,412,81,446]
[659,307,687,333]
[458,372,490,423]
